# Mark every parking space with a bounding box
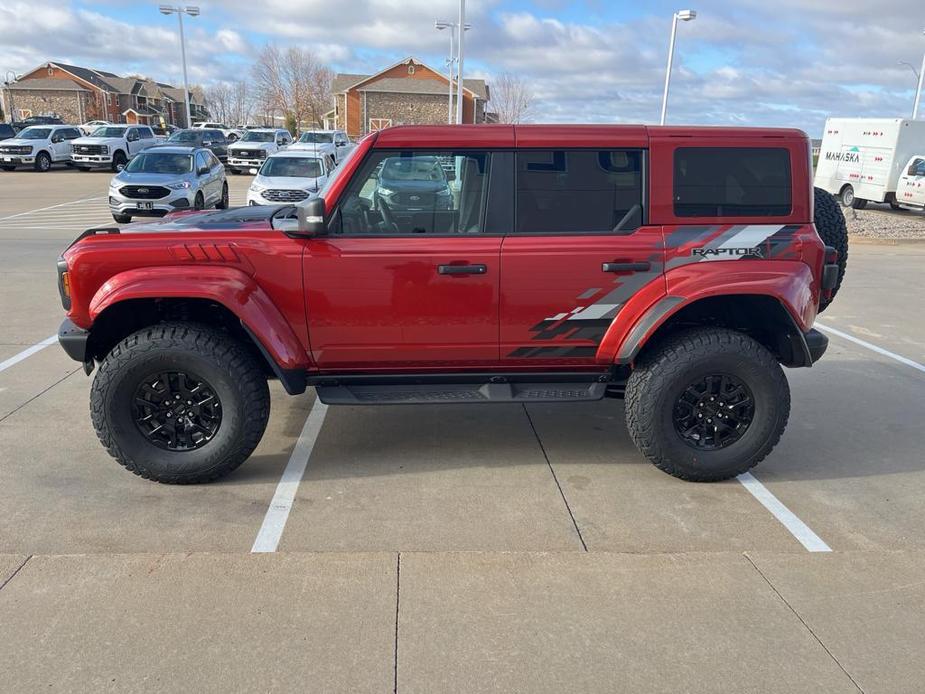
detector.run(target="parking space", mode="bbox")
[2,168,925,691]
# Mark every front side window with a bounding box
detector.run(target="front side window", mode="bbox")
[124,152,192,174]
[515,150,643,233]
[336,150,489,235]
[674,147,792,217]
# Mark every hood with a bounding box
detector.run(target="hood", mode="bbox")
[0,138,39,147]
[74,136,124,145]
[254,174,325,191]
[289,142,334,153]
[229,141,275,151]
[113,170,193,185]
[379,178,451,194]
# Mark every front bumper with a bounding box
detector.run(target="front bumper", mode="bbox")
[109,189,194,216]
[72,154,113,167]
[805,328,828,364]
[0,156,35,166]
[228,156,266,169]
[59,318,89,363]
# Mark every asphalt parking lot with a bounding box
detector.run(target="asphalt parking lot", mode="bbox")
[2,168,924,692]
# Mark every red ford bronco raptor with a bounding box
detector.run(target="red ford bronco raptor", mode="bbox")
[56,125,847,484]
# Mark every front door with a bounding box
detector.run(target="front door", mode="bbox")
[500,148,663,365]
[304,148,502,370]
[897,157,925,208]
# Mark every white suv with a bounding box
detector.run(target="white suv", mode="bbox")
[226,128,292,174]
[0,125,82,172]
[289,129,355,165]
[71,125,157,172]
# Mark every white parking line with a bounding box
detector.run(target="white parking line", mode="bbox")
[0,335,58,374]
[816,322,925,374]
[737,472,831,552]
[251,398,328,553]
[0,197,106,222]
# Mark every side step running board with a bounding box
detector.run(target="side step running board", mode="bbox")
[315,381,608,405]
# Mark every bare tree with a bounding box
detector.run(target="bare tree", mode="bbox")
[229,80,252,126]
[205,82,231,123]
[489,73,534,124]
[251,44,333,134]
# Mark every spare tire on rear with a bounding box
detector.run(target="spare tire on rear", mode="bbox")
[813,187,848,312]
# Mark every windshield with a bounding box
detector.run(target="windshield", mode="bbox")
[91,126,128,138]
[168,131,200,143]
[260,157,323,178]
[124,152,192,174]
[381,157,445,182]
[242,131,275,142]
[317,144,363,201]
[298,132,333,144]
[18,127,52,140]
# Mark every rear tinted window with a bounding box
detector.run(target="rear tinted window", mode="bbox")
[515,150,643,234]
[673,147,791,217]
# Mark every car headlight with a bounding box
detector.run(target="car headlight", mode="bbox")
[100,145,109,154]
[249,182,265,193]
[166,181,192,190]
[109,179,119,189]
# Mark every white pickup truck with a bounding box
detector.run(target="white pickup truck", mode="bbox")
[288,129,354,165]
[814,117,925,209]
[71,124,158,172]
[193,122,244,142]
[0,124,82,172]
[226,128,293,174]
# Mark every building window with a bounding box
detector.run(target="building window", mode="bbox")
[369,118,392,131]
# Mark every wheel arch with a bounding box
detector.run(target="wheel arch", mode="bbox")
[87,267,312,393]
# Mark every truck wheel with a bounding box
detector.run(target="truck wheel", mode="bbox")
[90,323,270,484]
[112,150,127,172]
[813,187,848,312]
[216,182,229,209]
[34,151,52,172]
[625,328,790,482]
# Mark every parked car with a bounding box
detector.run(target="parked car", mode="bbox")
[0,123,16,141]
[14,115,64,128]
[79,120,111,136]
[0,124,82,171]
[71,124,157,172]
[289,129,354,165]
[151,124,179,142]
[193,121,243,142]
[56,124,848,485]
[246,151,332,205]
[895,156,925,210]
[814,117,925,209]
[162,128,229,162]
[107,145,228,223]
[226,128,293,174]
[373,154,453,213]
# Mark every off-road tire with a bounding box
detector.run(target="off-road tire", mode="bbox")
[216,182,229,209]
[111,150,127,172]
[34,151,52,172]
[112,213,132,224]
[813,186,848,312]
[625,328,790,482]
[90,323,270,484]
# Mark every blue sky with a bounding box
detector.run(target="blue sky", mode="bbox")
[2,0,923,135]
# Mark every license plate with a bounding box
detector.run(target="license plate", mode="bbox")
[2,157,11,162]
[136,202,154,210]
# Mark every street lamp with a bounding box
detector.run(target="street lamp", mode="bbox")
[913,29,925,120]
[435,19,470,124]
[659,9,696,125]
[159,5,200,128]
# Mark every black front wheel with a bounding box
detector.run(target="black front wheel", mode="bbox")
[34,151,52,172]
[90,323,270,483]
[112,150,127,172]
[216,182,229,209]
[625,328,790,482]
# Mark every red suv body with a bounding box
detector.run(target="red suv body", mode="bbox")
[56,125,845,484]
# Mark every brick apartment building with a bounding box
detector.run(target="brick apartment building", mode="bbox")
[328,57,489,138]
[2,62,208,126]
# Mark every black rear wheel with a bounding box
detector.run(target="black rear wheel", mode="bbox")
[625,328,790,482]
[90,323,270,484]
[216,182,229,209]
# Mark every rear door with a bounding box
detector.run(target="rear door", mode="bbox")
[500,145,664,365]
[303,147,504,369]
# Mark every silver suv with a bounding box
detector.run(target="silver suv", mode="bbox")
[108,146,228,224]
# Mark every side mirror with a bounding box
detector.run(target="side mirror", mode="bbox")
[51,135,63,143]
[295,197,326,237]
[198,166,209,176]
[203,140,212,146]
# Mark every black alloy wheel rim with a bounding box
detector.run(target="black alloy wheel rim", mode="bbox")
[672,374,754,450]
[132,371,222,451]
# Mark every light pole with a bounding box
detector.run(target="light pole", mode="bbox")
[659,9,696,126]
[913,29,925,120]
[159,5,199,128]
[456,0,467,125]
[435,20,470,124]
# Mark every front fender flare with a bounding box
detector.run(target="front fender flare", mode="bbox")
[89,265,312,385]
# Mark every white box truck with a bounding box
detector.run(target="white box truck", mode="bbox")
[814,117,925,210]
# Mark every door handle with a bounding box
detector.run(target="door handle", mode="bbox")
[602,261,651,273]
[437,264,487,275]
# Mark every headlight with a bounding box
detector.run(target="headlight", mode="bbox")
[249,182,265,193]
[100,145,109,154]
[109,179,119,189]
[166,181,192,190]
